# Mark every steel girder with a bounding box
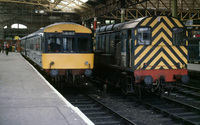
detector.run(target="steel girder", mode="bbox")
[82,0,200,21]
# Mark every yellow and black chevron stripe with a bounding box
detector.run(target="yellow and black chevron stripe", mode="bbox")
[134,16,188,70]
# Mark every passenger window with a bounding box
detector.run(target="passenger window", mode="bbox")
[78,37,91,53]
[173,28,186,45]
[63,38,75,53]
[48,37,61,52]
[137,28,151,45]
[36,38,41,51]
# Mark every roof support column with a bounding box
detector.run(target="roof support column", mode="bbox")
[172,0,177,17]
[0,24,4,39]
[94,17,97,30]
[121,8,125,23]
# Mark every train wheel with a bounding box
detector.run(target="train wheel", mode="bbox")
[138,84,141,99]
[158,79,165,99]
[121,74,128,94]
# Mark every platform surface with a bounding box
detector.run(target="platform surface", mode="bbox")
[188,63,200,72]
[0,53,94,125]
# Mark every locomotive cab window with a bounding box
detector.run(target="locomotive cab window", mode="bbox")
[137,28,151,45]
[173,28,186,45]
[78,37,92,53]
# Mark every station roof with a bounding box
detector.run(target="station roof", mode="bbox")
[0,0,101,13]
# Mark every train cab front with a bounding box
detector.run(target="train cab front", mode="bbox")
[42,27,94,84]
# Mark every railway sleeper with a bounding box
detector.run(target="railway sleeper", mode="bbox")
[70,100,93,104]
[74,103,97,107]
[173,112,198,116]
[84,111,107,117]
[94,121,122,125]
[80,107,102,112]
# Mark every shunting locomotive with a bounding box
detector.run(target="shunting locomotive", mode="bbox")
[21,22,94,84]
[94,16,189,96]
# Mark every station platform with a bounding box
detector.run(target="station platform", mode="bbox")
[0,53,94,125]
[188,63,200,72]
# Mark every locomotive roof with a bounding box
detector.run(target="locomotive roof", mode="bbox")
[122,17,146,30]
[96,17,146,34]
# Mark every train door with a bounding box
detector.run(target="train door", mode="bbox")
[121,30,127,67]
[127,30,132,67]
[115,33,121,66]
[121,30,132,68]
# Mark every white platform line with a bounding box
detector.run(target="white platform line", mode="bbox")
[20,54,94,125]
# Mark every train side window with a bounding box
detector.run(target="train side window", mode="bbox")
[36,37,41,51]
[173,28,186,46]
[137,28,151,45]
[63,38,75,53]
[29,39,34,50]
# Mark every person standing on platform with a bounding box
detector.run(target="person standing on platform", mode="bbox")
[1,44,4,53]
[6,43,10,56]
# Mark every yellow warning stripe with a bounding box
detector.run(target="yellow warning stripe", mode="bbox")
[135,46,144,56]
[135,46,154,65]
[171,46,187,64]
[163,46,183,68]
[152,22,172,38]
[152,32,172,45]
[172,18,183,27]
[140,17,152,26]
[146,52,176,70]
[136,46,160,69]
[162,17,174,28]
[150,17,159,28]
[180,46,187,56]
[154,61,168,69]
[135,30,137,46]
[186,31,188,46]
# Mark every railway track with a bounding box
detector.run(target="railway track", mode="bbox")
[140,92,200,125]
[58,87,136,125]
[136,82,200,125]
[89,77,200,125]
[168,84,200,108]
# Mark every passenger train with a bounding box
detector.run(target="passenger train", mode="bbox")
[21,22,94,84]
[94,16,189,96]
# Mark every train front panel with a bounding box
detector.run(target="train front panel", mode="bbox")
[41,23,94,77]
[133,16,189,85]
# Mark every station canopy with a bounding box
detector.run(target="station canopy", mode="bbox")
[50,0,91,12]
[0,0,93,13]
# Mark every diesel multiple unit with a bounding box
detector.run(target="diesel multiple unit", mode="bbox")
[21,22,94,84]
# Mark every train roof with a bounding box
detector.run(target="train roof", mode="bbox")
[96,17,146,34]
[122,17,146,30]
[21,22,91,40]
